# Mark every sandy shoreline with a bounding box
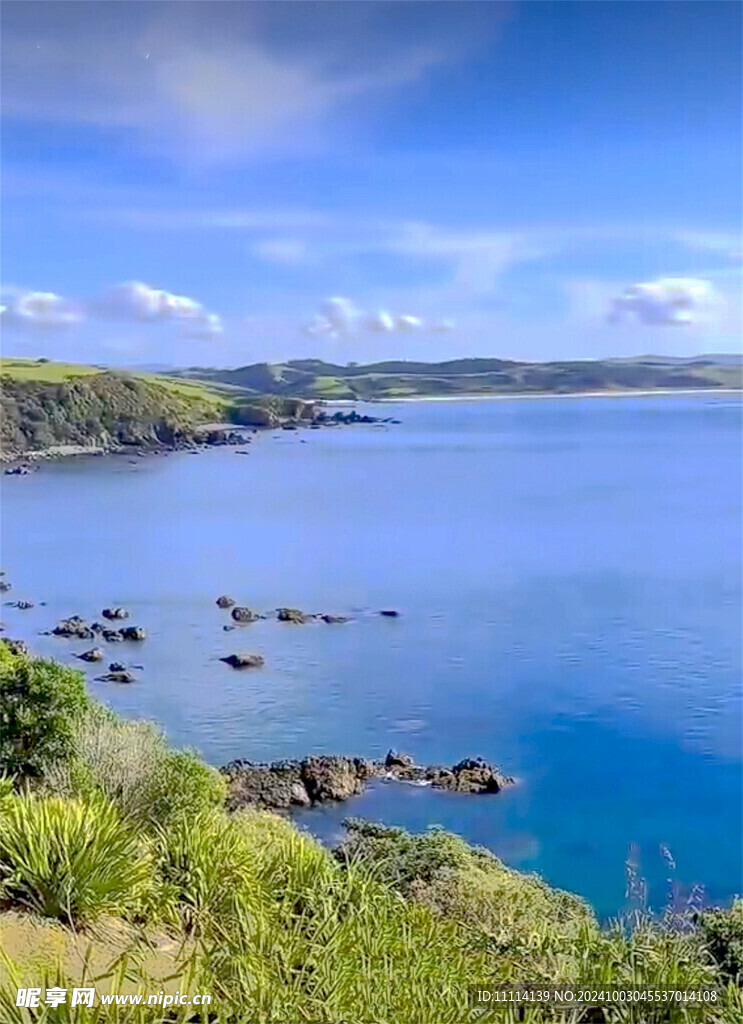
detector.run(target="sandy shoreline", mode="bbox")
[333,387,742,406]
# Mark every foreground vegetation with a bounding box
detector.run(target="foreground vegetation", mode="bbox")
[177,355,743,401]
[0,643,741,1022]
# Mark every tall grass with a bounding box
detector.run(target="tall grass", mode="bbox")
[0,793,152,925]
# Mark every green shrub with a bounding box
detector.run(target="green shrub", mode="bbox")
[0,793,152,924]
[0,645,89,777]
[699,902,743,982]
[148,749,226,826]
[44,710,225,829]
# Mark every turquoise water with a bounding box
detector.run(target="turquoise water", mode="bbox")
[1,393,741,919]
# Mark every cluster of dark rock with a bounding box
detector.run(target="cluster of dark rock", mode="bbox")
[4,464,36,475]
[314,409,401,426]
[49,613,146,644]
[222,750,514,812]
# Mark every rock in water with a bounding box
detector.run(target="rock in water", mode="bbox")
[320,613,350,624]
[301,756,367,802]
[379,609,400,617]
[77,647,104,662]
[53,616,94,639]
[108,661,126,672]
[220,653,265,669]
[98,670,136,683]
[120,626,146,641]
[231,606,258,623]
[216,595,236,608]
[102,607,129,620]
[102,628,124,642]
[10,600,34,610]
[276,607,314,624]
[384,749,414,769]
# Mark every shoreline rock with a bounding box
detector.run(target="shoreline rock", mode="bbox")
[220,653,265,669]
[222,750,513,812]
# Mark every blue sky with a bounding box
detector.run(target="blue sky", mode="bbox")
[1,0,741,366]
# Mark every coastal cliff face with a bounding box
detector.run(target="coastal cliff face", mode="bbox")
[0,371,319,459]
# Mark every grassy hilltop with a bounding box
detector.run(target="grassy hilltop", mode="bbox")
[0,642,741,1022]
[176,354,743,401]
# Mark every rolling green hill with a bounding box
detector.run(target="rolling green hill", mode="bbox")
[176,354,743,400]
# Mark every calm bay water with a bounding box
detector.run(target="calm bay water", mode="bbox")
[1,393,741,918]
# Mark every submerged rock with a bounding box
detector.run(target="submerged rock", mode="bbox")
[216,595,236,609]
[108,661,126,672]
[0,581,11,593]
[98,670,136,683]
[102,607,129,620]
[276,607,314,624]
[379,609,400,618]
[320,613,351,624]
[77,647,104,662]
[231,606,258,623]
[102,628,124,642]
[9,600,34,610]
[220,653,265,669]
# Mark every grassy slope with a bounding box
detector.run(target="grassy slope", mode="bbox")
[178,355,743,401]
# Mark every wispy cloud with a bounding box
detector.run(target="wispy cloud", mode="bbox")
[1,3,499,167]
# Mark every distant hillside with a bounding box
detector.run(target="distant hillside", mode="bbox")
[176,354,743,400]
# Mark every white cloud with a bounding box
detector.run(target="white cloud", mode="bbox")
[395,314,425,332]
[94,281,222,338]
[182,313,224,339]
[302,296,455,339]
[0,290,83,330]
[609,277,718,326]
[1,5,484,167]
[366,310,396,332]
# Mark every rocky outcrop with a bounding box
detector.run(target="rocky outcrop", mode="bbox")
[77,647,104,662]
[216,595,236,608]
[52,616,95,639]
[102,607,129,620]
[220,653,265,669]
[319,614,351,624]
[231,606,259,623]
[276,607,314,624]
[222,755,373,812]
[8,600,34,610]
[222,751,512,812]
[120,626,146,641]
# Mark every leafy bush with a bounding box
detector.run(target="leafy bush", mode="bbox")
[699,902,743,982]
[44,709,226,828]
[0,793,152,924]
[0,645,89,777]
